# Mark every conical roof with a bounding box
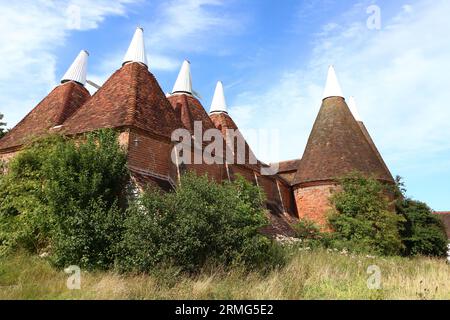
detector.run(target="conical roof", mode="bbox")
[210,81,227,113]
[357,121,393,180]
[293,96,394,186]
[172,60,192,94]
[61,50,89,85]
[167,93,216,134]
[62,62,183,138]
[123,27,148,67]
[348,96,392,177]
[209,111,258,169]
[0,81,90,150]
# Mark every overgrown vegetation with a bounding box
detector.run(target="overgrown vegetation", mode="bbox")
[327,173,405,256]
[0,132,281,273]
[0,112,6,139]
[1,249,449,300]
[117,173,283,273]
[395,177,448,257]
[0,130,129,269]
[0,131,447,299]
[293,172,448,258]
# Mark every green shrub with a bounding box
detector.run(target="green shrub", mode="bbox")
[292,218,329,249]
[328,172,405,256]
[0,130,129,269]
[398,199,448,257]
[0,135,62,254]
[51,198,125,269]
[117,173,284,273]
[0,112,6,139]
[294,219,323,239]
[393,177,448,257]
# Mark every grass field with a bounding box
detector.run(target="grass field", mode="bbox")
[0,249,449,300]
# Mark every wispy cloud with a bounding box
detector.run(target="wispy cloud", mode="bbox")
[0,0,138,127]
[233,0,450,173]
[144,0,243,71]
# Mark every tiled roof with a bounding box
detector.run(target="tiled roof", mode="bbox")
[277,159,301,173]
[62,62,183,139]
[357,121,392,178]
[209,112,259,171]
[0,81,90,151]
[167,94,216,134]
[293,97,394,186]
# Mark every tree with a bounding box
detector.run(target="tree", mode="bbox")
[395,177,448,257]
[328,172,405,256]
[0,113,6,139]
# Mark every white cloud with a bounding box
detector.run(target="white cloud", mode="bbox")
[143,0,242,71]
[232,0,450,174]
[0,0,137,127]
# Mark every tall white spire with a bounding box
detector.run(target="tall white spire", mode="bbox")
[61,50,88,86]
[347,96,362,122]
[122,27,148,67]
[323,65,344,100]
[210,81,228,113]
[172,60,192,94]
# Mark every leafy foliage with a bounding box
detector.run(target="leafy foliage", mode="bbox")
[117,173,284,273]
[0,135,62,254]
[292,218,329,249]
[0,130,129,269]
[0,113,6,139]
[395,177,448,257]
[327,172,405,256]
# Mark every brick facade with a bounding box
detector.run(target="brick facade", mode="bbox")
[293,184,337,227]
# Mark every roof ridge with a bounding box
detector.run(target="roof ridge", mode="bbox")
[126,63,140,126]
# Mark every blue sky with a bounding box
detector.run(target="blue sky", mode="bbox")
[0,0,449,210]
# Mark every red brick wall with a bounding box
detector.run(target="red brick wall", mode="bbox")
[231,165,256,183]
[127,130,173,177]
[186,160,225,183]
[294,184,338,226]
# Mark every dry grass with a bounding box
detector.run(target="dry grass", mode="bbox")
[0,249,449,300]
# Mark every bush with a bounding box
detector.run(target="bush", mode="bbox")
[0,112,6,139]
[117,173,284,273]
[394,177,448,257]
[397,199,448,257]
[0,130,129,269]
[292,218,329,249]
[328,172,405,256]
[51,198,125,269]
[0,135,62,254]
